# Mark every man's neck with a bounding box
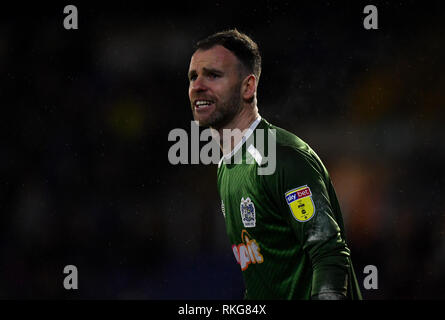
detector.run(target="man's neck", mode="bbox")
[213,105,259,156]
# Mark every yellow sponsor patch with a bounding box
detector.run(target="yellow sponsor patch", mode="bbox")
[285,185,315,222]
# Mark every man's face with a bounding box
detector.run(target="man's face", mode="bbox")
[188,45,243,128]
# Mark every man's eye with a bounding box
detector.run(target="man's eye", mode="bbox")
[189,74,197,81]
[209,73,220,79]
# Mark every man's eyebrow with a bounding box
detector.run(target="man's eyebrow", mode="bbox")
[188,67,223,79]
[202,67,223,74]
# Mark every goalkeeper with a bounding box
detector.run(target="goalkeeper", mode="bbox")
[187,29,362,300]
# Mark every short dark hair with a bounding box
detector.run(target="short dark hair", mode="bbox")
[195,29,262,82]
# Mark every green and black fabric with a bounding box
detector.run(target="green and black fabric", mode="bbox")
[217,117,362,300]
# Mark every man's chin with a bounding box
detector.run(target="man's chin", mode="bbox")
[193,113,218,128]
[193,109,234,129]
[195,121,210,127]
[193,108,217,126]
[193,115,209,127]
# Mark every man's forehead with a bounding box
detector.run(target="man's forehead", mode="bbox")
[189,45,238,70]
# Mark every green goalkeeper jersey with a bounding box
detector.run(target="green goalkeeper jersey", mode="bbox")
[217,117,362,300]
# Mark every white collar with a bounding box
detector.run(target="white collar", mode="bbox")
[222,115,262,161]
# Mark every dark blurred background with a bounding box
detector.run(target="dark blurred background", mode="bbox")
[0,1,444,299]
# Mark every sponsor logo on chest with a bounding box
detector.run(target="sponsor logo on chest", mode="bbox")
[232,229,264,271]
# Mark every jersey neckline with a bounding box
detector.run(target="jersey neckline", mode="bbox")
[220,115,262,162]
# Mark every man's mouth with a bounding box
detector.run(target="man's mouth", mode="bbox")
[194,99,215,111]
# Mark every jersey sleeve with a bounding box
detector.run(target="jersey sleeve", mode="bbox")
[262,145,351,298]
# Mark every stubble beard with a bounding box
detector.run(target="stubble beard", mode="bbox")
[193,84,242,130]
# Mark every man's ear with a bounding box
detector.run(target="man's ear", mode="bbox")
[241,74,257,102]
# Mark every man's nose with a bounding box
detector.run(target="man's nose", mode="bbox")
[191,76,207,92]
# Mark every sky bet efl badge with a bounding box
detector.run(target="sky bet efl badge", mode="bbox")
[285,185,315,222]
[240,197,256,228]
